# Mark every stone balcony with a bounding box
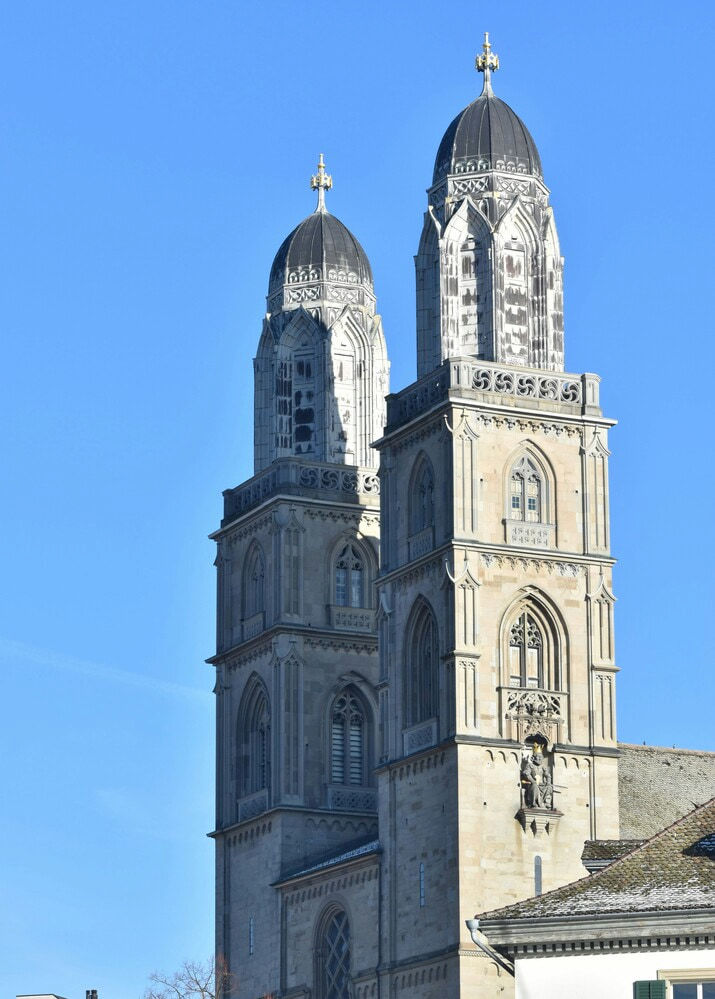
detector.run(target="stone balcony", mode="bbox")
[220,458,380,527]
[385,358,602,434]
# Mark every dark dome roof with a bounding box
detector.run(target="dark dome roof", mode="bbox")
[269,209,373,290]
[433,91,542,185]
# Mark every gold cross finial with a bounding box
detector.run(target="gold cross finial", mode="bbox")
[476,31,499,94]
[310,153,332,212]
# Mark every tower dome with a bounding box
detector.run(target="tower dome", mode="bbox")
[254,156,389,473]
[433,91,542,184]
[416,35,564,376]
[266,155,375,316]
[269,207,373,293]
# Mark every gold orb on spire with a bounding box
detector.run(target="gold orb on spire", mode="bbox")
[476,31,499,88]
[310,153,332,211]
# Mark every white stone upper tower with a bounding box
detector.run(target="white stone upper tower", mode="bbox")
[416,34,564,375]
[254,156,389,471]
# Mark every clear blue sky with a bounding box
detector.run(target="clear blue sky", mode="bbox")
[1,2,713,996]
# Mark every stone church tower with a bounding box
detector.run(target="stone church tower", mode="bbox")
[212,36,620,998]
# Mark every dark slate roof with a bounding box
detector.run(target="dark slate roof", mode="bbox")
[618,743,715,839]
[269,209,373,291]
[433,91,542,185]
[479,797,715,921]
[273,838,379,886]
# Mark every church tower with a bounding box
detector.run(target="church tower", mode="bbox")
[210,160,388,998]
[213,36,621,999]
[374,35,619,995]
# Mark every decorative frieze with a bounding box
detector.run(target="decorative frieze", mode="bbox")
[506,522,554,549]
[502,687,566,747]
[393,556,442,590]
[403,719,437,756]
[238,788,269,823]
[329,606,375,633]
[326,785,378,812]
[223,460,380,523]
[481,553,584,577]
[470,365,581,403]
[224,640,273,671]
[241,612,264,642]
[304,636,376,656]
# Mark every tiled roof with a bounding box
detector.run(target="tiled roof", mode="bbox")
[581,839,644,862]
[479,796,715,921]
[619,743,715,838]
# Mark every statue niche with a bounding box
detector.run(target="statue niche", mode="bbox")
[517,737,561,836]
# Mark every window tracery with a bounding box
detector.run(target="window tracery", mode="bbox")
[334,543,364,608]
[330,689,366,786]
[509,456,542,523]
[238,680,271,799]
[318,909,351,999]
[405,603,439,727]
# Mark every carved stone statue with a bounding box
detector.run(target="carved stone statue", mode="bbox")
[521,751,553,809]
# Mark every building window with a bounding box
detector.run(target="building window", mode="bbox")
[331,689,366,786]
[243,544,265,619]
[406,602,439,726]
[534,855,542,896]
[411,458,435,534]
[335,544,364,608]
[318,909,351,999]
[654,972,715,999]
[419,862,426,907]
[509,612,543,688]
[238,679,271,799]
[248,916,254,956]
[509,456,542,522]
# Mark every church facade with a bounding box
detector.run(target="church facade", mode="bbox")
[210,37,622,998]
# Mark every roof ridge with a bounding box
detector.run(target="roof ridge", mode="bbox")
[619,742,715,756]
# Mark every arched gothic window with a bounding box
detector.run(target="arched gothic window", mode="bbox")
[317,908,351,999]
[405,603,439,727]
[509,611,544,688]
[330,689,367,786]
[334,544,364,608]
[243,545,265,620]
[238,681,271,799]
[411,459,435,535]
[509,456,542,523]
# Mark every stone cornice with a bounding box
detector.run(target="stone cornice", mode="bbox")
[207,624,377,670]
[478,909,715,955]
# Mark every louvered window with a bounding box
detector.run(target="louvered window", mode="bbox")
[634,983,666,999]
[331,691,365,786]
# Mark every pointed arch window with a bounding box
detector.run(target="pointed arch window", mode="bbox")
[334,544,364,608]
[243,545,265,620]
[406,604,439,727]
[509,456,542,523]
[509,611,544,688]
[411,460,435,535]
[330,689,366,786]
[318,909,351,999]
[238,682,271,799]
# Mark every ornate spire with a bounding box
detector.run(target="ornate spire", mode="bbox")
[476,31,499,95]
[310,153,332,213]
